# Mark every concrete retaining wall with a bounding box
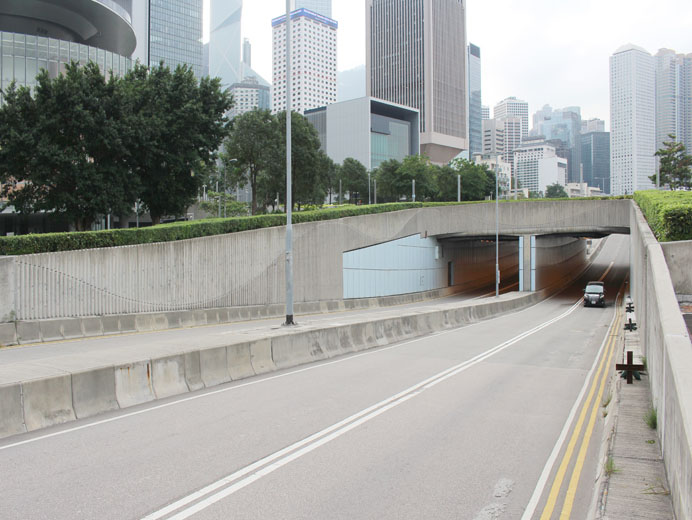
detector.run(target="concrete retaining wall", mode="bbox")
[661,240,692,300]
[0,200,631,324]
[630,202,692,520]
[0,288,544,440]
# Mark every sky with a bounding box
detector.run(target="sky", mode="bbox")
[204,0,692,129]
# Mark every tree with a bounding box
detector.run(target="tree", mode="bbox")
[340,158,369,203]
[372,159,402,202]
[398,155,434,201]
[123,63,232,224]
[0,62,138,230]
[545,183,568,198]
[449,159,495,201]
[222,108,277,215]
[433,164,460,201]
[652,134,692,189]
[320,153,340,204]
[272,111,326,209]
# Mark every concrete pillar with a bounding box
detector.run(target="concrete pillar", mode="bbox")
[518,235,536,292]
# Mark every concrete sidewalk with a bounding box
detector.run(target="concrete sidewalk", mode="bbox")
[592,310,675,519]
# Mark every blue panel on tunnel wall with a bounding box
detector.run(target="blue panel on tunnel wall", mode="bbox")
[343,234,448,299]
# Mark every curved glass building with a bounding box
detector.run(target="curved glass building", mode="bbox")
[0,0,136,98]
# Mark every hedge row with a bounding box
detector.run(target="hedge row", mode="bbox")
[0,203,425,256]
[634,190,692,242]
[0,196,634,256]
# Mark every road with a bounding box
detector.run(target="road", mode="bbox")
[0,235,628,519]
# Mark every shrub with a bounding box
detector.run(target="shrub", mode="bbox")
[634,190,692,241]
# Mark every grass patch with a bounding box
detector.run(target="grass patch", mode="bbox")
[641,356,648,372]
[645,406,658,430]
[605,457,619,476]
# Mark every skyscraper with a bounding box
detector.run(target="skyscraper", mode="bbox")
[609,44,655,195]
[210,0,243,88]
[494,97,529,140]
[468,43,482,157]
[272,9,338,114]
[581,131,611,194]
[655,48,692,156]
[366,0,468,164]
[532,106,582,183]
[0,0,135,99]
[148,0,203,77]
[131,1,204,77]
[294,0,332,18]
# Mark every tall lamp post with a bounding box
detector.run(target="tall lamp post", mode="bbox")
[284,0,294,325]
[495,164,499,297]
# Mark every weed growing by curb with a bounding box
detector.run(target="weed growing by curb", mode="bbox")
[645,406,658,430]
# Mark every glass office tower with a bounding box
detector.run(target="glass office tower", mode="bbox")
[149,0,203,77]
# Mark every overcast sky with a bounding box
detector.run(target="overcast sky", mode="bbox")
[204,0,692,129]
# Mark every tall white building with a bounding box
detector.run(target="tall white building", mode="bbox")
[514,138,567,194]
[294,0,332,18]
[655,48,692,156]
[272,8,338,114]
[609,44,656,195]
[494,97,529,141]
[366,0,468,164]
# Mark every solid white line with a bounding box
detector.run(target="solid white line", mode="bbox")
[141,301,584,520]
[520,289,621,520]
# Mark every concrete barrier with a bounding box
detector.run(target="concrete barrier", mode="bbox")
[226,343,255,380]
[0,384,26,438]
[0,268,572,441]
[250,339,276,375]
[630,202,692,520]
[22,375,76,431]
[199,347,230,387]
[183,351,204,392]
[72,368,118,419]
[114,362,155,409]
[152,355,189,399]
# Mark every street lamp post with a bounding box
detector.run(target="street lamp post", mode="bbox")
[284,0,294,326]
[495,165,499,297]
[412,179,416,202]
[368,171,371,204]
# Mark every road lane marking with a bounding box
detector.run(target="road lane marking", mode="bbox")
[0,284,580,453]
[559,317,619,518]
[537,312,620,520]
[598,262,614,282]
[521,300,621,520]
[141,301,584,520]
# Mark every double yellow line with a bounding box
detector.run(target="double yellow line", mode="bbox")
[539,302,622,519]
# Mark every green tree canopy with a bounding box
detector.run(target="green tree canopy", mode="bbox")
[340,157,369,203]
[372,159,402,203]
[272,111,326,209]
[449,159,495,201]
[652,134,692,190]
[0,62,138,230]
[222,108,277,215]
[123,63,232,224]
[545,183,568,198]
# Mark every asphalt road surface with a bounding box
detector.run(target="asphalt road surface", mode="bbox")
[0,235,629,519]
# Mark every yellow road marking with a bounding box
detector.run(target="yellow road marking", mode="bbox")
[539,310,621,519]
[559,317,619,518]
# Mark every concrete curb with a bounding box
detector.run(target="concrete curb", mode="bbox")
[0,288,543,440]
